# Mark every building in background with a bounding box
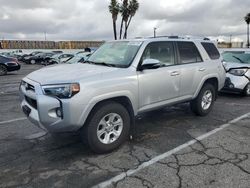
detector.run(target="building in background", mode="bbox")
[0,40,104,49]
[217,37,244,48]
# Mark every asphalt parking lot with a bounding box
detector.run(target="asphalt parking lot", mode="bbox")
[0,63,250,188]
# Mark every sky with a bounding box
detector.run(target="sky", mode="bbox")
[0,0,249,43]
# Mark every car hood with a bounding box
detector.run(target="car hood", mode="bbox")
[224,62,250,71]
[26,63,119,85]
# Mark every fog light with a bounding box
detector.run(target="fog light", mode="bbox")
[56,108,62,117]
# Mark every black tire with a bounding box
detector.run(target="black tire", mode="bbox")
[81,101,131,153]
[0,65,7,76]
[190,83,216,116]
[242,83,250,97]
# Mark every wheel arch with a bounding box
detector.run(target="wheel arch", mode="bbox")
[194,76,219,99]
[79,95,136,130]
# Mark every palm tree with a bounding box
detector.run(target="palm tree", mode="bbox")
[245,13,250,48]
[109,0,120,40]
[119,0,129,39]
[123,0,139,39]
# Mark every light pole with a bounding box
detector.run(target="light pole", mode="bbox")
[247,23,249,48]
[154,27,157,38]
[44,31,47,41]
[229,34,232,48]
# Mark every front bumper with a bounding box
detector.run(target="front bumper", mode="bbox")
[222,73,249,93]
[20,78,85,133]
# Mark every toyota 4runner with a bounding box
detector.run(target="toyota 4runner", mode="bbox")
[20,37,226,153]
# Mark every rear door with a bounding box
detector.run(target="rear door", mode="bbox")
[176,41,205,97]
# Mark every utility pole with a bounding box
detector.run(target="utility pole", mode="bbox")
[154,27,157,38]
[229,34,232,48]
[44,31,47,41]
[247,23,249,48]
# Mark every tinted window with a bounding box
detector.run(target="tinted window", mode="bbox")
[201,42,220,60]
[141,42,175,66]
[177,42,202,64]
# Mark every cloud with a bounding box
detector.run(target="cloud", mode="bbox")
[0,0,249,43]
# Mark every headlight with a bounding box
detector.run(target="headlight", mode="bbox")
[42,83,80,98]
[228,68,248,76]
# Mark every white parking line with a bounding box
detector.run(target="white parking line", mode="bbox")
[0,117,27,125]
[93,112,250,188]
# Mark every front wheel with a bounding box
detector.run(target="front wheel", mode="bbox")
[242,83,250,97]
[190,83,216,116]
[81,102,131,153]
[0,65,7,76]
[30,60,36,64]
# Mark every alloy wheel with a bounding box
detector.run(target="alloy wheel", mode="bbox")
[201,90,213,110]
[246,83,250,95]
[97,113,123,144]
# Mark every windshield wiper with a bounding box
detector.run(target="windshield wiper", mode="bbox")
[84,60,96,65]
[97,62,117,67]
[232,56,246,64]
[84,60,116,67]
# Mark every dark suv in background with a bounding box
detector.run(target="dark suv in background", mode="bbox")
[0,55,21,75]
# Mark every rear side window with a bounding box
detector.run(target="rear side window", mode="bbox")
[177,42,202,64]
[201,42,220,60]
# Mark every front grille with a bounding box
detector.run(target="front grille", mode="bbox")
[25,96,37,109]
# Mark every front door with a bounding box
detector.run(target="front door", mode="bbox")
[137,41,181,109]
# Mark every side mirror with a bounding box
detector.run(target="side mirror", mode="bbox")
[139,59,161,71]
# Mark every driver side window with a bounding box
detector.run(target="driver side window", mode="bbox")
[141,42,175,66]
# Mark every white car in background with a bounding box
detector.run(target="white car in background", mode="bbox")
[66,52,91,64]
[221,49,250,96]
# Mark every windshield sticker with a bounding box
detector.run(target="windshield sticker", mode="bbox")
[128,41,142,46]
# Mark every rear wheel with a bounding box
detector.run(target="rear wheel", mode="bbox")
[190,83,216,116]
[81,102,131,153]
[242,83,250,97]
[0,65,7,76]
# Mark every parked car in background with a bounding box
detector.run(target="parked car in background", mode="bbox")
[66,52,91,64]
[0,55,21,75]
[20,37,225,153]
[52,50,63,54]
[221,50,250,96]
[0,51,22,59]
[21,51,43,63]
[26,52,55,64]
[43,53,74,65]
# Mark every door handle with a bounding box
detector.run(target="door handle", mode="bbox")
[199,68,206,72]
[170,71,180,76]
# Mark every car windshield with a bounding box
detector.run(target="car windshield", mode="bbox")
[87,41,142,68]
[222,52,250,64]
[51,54,61,59]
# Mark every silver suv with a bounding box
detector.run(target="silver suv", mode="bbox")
[20,37,226,153]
